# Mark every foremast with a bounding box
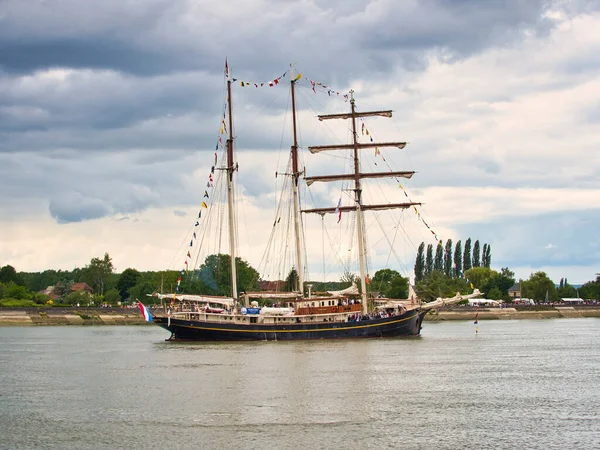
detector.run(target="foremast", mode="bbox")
[290,67,305,296]
[303,90,421,315]
[225,63,238,300]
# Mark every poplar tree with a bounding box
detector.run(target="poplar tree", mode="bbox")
[414,242,426,282]
[484,244,492,268]
[434,243,444,272]
[425,244,434,276]
[444,239,453,277]
[454,240,462,278]
[473,240,481,267]
[463,238,472,272]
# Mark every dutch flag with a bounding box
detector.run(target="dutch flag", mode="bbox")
[138,301,153,322]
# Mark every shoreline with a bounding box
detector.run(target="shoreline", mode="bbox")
[425,305,600,321]
[0,305,599,326]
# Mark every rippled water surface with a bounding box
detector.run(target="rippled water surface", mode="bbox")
[1,319,599,449]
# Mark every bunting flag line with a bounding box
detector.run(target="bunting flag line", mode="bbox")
[301,75,350,101]
[233,70,289,88]
[361,121,444,246]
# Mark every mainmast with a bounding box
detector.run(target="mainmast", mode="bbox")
[225,62,238,300]
[302,90,421,315]
[290,66,304,295]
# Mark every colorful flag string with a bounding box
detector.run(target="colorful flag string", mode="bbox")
[232,70,289,88]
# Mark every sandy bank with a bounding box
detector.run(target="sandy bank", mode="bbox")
[0,308,149,326]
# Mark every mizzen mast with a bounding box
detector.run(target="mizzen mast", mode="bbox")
[302,90,420,314]
[225,61,238,300]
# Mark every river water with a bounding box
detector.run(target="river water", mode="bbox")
[0,319,598,450]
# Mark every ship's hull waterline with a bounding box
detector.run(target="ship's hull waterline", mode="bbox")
[153,309,426,341]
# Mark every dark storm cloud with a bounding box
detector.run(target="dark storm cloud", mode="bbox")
[0,0,581,78]
[1,0,597,223]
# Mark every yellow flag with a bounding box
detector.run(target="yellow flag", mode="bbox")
[470,282,474,289]
[202,202,208,208]
[294,73,302,81]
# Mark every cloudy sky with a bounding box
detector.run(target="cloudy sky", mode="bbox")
[1,0,599,285]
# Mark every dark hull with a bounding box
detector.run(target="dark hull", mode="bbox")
[152,309,427,341]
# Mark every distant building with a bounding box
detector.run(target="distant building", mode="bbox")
[70,283,93,294]
[508,282,521,299]
[40,285,59,300]
[39,282,93,299]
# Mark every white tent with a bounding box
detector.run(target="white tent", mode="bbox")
[468,298,500,306]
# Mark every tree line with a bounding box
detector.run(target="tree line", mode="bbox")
[1,252,599,306]
[414,238,491,282]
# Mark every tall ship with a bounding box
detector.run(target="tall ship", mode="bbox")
[146,62,480,340]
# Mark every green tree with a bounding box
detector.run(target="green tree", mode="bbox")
[483,244,492,268]
[129,281,158,304]
[414,242,426,282]
[53,279,74,300]
[2,281,31,300]
[521,271,558,302]
[463,238,472,272]
[199,254,260,296]
[116,268,141,301]
[64,291,91,306]
[579,274,600,300]
[464,266,515,300]
[454,240,462,278]
[444,239,453,277]
[387,274,409,299]
[487,286,503,300]
[103,289,121,305]
[464,267,495,290]
[425,244,433,276]
[557,279,577,299]
[434,243,443,272]
[285,268,299,292]
[371,269,401,297]
[0,265,25,286]
[498,267,516,298]
[84,253,114,295]
[473,240,481,267]
[415,270,471,302]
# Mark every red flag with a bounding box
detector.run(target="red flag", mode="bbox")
[187,251,191,258]
[225,58,229,78]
